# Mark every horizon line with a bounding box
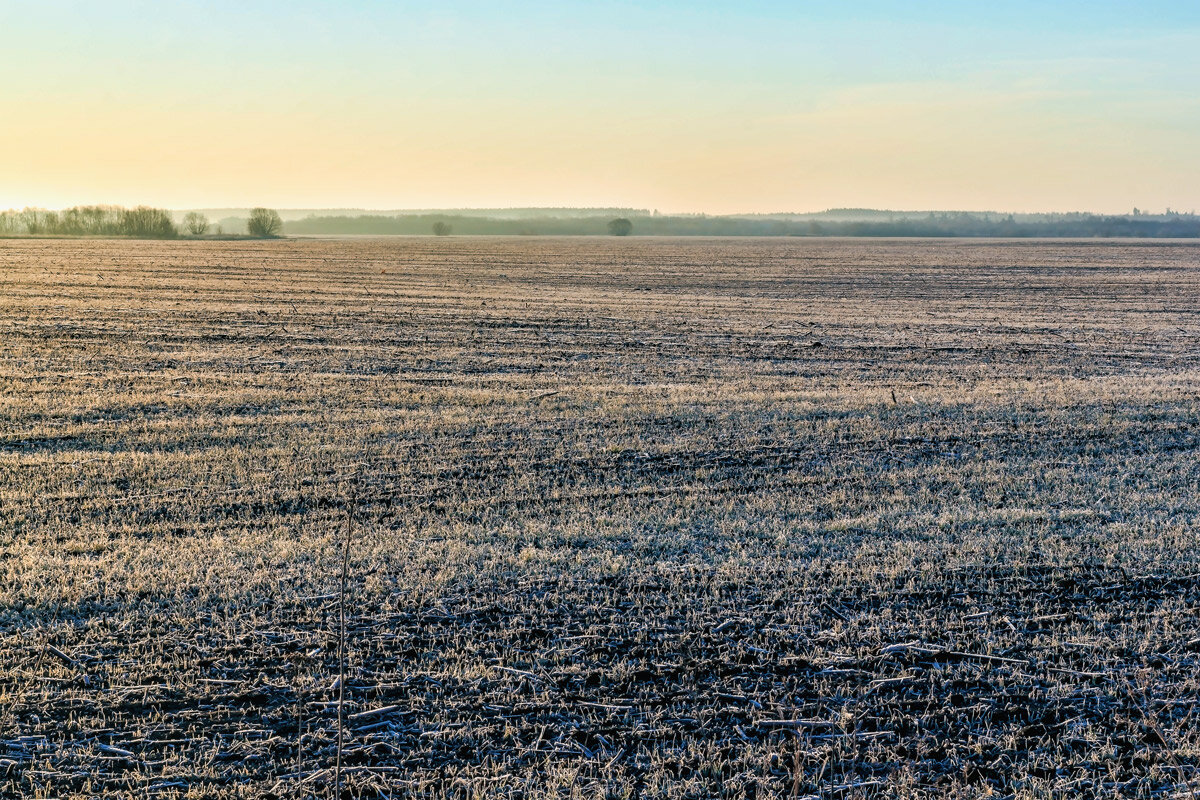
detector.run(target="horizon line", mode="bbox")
[6,204,1196,218]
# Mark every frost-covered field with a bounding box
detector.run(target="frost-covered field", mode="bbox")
[3,236,1199,798]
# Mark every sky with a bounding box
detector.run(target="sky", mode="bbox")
[2,0,1199,214]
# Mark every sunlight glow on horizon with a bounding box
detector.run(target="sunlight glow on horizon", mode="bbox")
[2,1,1199,214]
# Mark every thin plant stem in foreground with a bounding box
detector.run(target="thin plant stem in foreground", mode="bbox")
[334,482,354,797]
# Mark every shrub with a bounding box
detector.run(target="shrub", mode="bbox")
[248,208,283,237]
[607,218,633,236]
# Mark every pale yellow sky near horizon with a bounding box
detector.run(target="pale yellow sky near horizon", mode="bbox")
[3,2,1198,215]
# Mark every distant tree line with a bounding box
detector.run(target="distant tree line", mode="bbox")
[0,205,179,237]
[7,205,1197,239]
[0,205,287,239]
[284,210,1200,238]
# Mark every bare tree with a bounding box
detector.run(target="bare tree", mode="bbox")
[432,221,452,236]
[248,208,283,237]
[183,212,209,236]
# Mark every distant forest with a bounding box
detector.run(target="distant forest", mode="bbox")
[5,205,1200,239]
[283,210,1200,238]
[0,205,276,238]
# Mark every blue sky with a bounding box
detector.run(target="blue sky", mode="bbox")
[2,1,1198,212]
